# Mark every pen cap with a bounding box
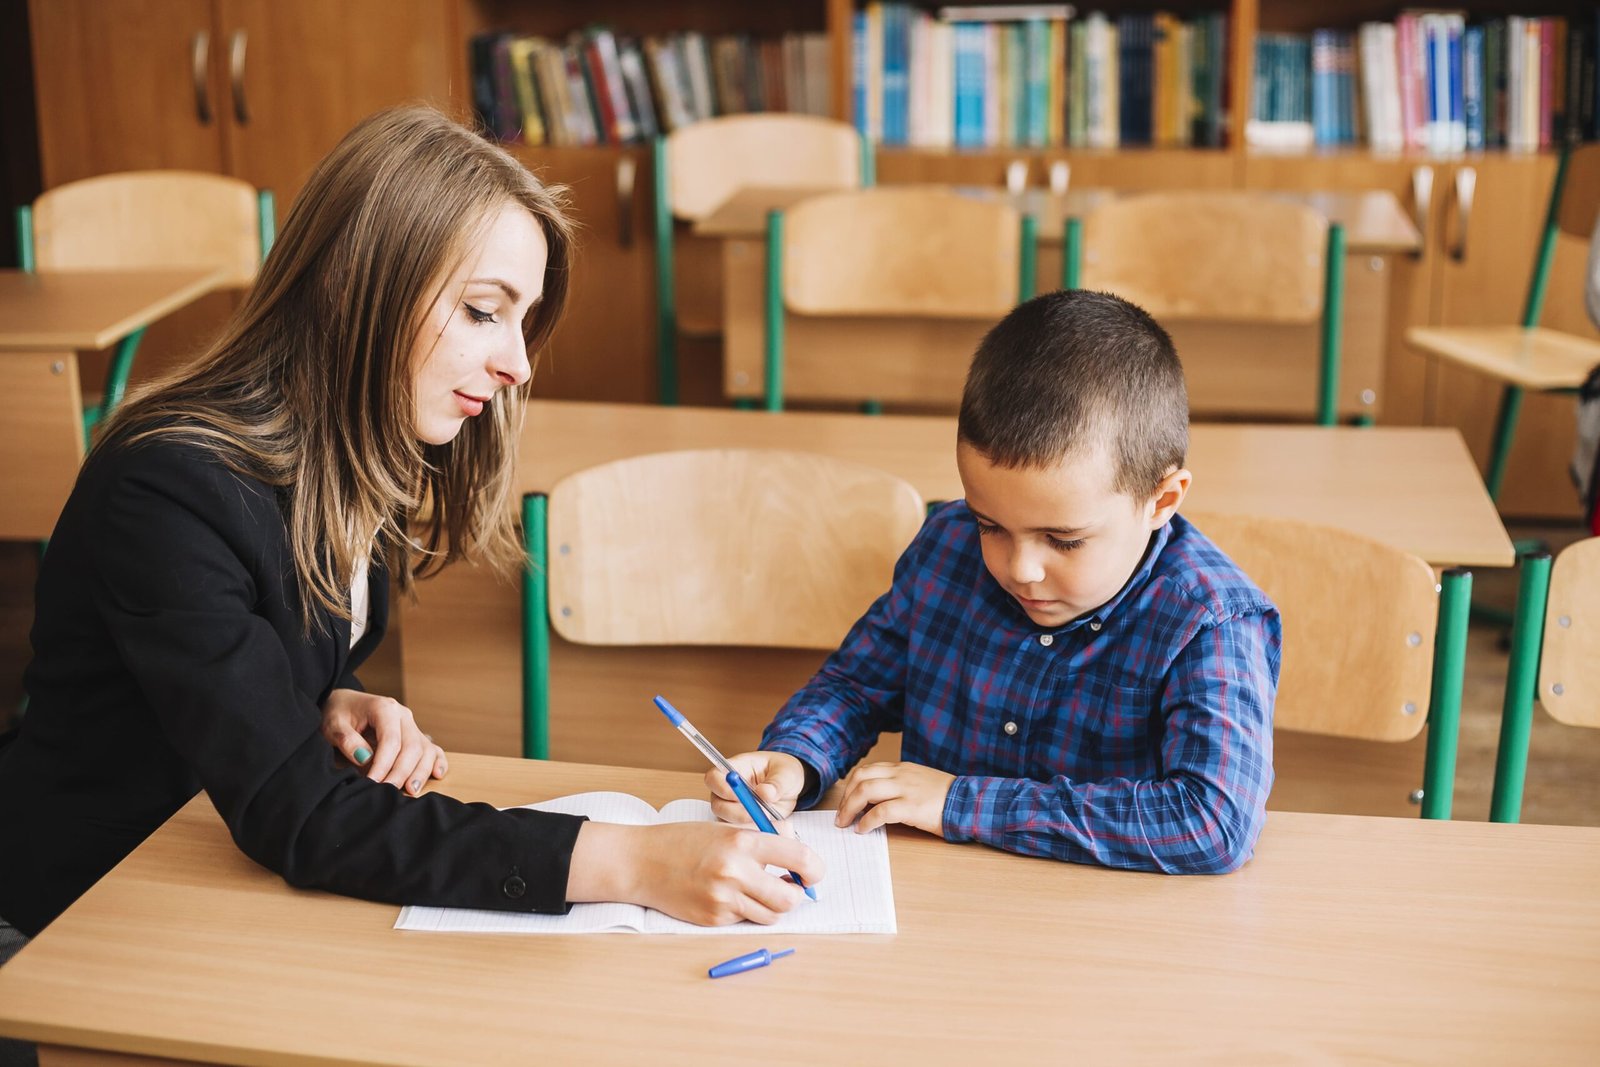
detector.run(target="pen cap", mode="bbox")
[708,948,794,979]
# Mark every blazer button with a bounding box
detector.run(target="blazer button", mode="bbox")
[503,874,527,899]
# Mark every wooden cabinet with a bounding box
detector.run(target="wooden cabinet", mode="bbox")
[28,0,454,206]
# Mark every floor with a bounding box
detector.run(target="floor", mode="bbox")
[2,521,1596,828]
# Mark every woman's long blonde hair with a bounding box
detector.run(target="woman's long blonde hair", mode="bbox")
[97,105,573,631]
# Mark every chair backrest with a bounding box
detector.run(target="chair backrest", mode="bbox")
[545,449,926,648]
[1538,536,1600,727]
[665,114,860,221]
[31,171,263,287]
[784,187,1022,318]
[1187,512,1440,742]
[1555,142,1600,240]
[1080,192,1328,324]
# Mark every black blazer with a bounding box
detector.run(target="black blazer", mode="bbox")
[0,432,583,936]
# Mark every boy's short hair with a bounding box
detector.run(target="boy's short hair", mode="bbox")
[958,289,1189,496]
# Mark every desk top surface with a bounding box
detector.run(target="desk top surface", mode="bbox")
[694,187,1422,252]
[0,754,1594,1064]
[521,401,1513,567]
[0,268,225,351]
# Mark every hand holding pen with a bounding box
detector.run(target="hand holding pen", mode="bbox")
[653,696,819,900]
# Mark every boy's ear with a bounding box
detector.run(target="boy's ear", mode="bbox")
[1146,467,1192,529]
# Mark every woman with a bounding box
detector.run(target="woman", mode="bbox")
[0,106,821,956]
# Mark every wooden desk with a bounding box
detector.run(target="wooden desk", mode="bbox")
[519,402,1512,569]
[1,754,1595,1064]
[696,187,1420,416]
[0,268,224,540]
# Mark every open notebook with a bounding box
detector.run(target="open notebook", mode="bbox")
[395,791,896,935]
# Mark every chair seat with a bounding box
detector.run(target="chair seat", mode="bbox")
[1406,326,1600,390]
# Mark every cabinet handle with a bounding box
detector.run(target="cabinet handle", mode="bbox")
[191,30,212,125]
[229,30,250,125]
[1005,159,1028,194]
[615,155,637,250]
[1449,166,1476,263]
[1409,164,1433,259]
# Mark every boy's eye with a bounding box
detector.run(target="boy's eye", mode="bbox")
[974,520,1000,536]
[464,303,497,324]
[1047,535,1087,552]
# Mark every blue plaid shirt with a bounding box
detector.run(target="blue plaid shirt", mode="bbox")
[762,504,1281,874]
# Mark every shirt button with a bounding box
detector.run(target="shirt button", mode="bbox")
[1038,634,1054,647]
[502,873,527,899]
[1003,721,1018,736]
[1089,620,1103,632]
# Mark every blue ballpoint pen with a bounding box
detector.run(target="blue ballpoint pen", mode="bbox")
[652,695,817,901]
[726,771,818,901]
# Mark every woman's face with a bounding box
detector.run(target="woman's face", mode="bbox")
[412,203,549,446]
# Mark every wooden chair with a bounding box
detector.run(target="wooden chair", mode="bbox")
[519,448,926,758]
[1406,143,1600,503]
[762,186,1037,412]
[16,171,274,442]
[1069,192,1347,426]
[653,115,868,404]
[1189,512,1473,819]
[1489,537,1600,822]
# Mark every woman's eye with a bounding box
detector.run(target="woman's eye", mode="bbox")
[464,304,497,324]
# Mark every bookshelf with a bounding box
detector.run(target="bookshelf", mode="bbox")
[452,0,1598,516]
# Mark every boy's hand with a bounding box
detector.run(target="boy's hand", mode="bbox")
[836,761,955,837]
[706,751,807,828]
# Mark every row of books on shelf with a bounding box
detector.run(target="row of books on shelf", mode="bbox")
[854,5,1230,149]
[1250,12,1599,153]
[469,28,832,147]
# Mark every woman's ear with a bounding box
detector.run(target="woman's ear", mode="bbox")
[1146,467,1192,529]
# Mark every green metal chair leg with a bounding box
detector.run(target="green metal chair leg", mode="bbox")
[1018,215,1037,302]
[15,205,34,272]
[1489,552,1553,823]
[763,209,785,412]
[652,137,679,406]
[257,190,277,258]
[1317,222,1346,427]
[862,400,883,415]
[859,132,876,187]
[521,494,551,760]
[1484,385,1524,502]
[1062,216,1082,290]
[1420,567,1472,819]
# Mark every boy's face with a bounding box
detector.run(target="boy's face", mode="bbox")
[956,441,1190,627]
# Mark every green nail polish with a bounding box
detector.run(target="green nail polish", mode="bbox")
[354,747,372,765]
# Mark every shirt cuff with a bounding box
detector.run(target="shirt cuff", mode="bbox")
[941,774,1022,845]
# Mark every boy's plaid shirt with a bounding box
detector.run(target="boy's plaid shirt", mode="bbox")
[763,503,1281,875]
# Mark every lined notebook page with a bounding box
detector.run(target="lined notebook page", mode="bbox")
[395,793,895,935]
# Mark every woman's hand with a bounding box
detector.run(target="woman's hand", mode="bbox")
[320,689,448,797]
[567,820,825,926]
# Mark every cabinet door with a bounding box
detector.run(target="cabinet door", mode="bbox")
[216,0,454,210]
[520,147,659,404]
[28,0,226,185]
[1243,153,1438,426]
[1432,154,1587,519]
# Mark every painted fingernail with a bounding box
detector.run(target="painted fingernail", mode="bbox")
[410,779,422,794]
[354,747,372,765]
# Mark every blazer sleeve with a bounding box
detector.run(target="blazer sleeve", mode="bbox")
[83,441,584,913]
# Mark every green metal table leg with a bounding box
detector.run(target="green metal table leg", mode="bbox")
[653,137,679,406]
[16,205,34,272]
[521,494,551,760]
[1018,214,1037,301]
[1062,216,1082,290]
[1317,223,1346,428]
[1420,567,1472,820]
[1489,552,1552,823]
[763,209,785,412]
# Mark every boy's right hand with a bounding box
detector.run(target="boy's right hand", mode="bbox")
[706,751,808,826]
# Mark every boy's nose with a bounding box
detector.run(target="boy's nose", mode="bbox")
[1009,548,1046,586]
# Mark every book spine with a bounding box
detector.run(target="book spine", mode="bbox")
[1464,25,1484,151]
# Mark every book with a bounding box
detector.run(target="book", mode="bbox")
[395,792,898,936]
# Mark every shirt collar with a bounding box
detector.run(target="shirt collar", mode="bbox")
[1047,518,1174,634]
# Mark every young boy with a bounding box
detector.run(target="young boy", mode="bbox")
[710,289,1281,874]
